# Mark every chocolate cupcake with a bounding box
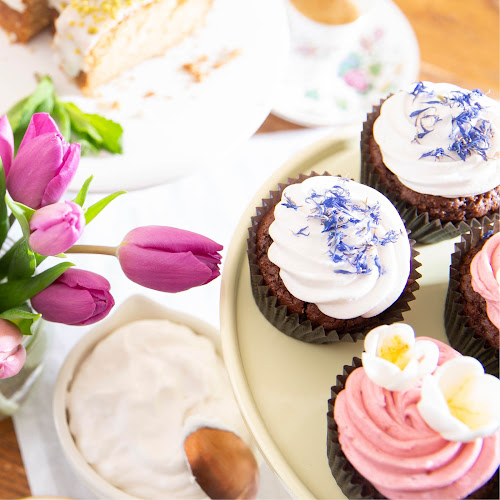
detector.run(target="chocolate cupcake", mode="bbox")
[445,217,499,376]
[327,323,500,499]
[361,81,500,244]
[247,173,421,344]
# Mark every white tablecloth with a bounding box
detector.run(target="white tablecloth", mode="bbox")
[13,127,339,499]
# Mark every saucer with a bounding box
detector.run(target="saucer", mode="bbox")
[272,0,419,128]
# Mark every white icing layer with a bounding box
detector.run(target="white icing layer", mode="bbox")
[67,319,251,499]
[267,176,411,319]
[373,82,500,198]
[52,0,177,77]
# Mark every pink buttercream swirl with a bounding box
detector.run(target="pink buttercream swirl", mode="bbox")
[334,338,500,499]
[471,233,500,329]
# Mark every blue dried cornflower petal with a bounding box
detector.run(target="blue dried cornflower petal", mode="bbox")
[282,194,300,210]
[410,107,431,118]
[293,226,310,237]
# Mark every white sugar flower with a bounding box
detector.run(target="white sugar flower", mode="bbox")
[417,357,500,442]
[362,324,439,391]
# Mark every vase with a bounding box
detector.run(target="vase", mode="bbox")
[0,320,47,420]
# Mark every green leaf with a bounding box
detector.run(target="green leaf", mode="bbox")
[8,238,36,280]
[0,239,22,281]
[70,130,99,156]
[16,318,38,336]
[6,76,55,152]
[64,102,123,154]
[0,159,8,249]
[0,261,74,312]
[52,98,71,141]
[5,195,31,239]
[72,176,93,207]
[85,191,126,224]
[0,307,41,321]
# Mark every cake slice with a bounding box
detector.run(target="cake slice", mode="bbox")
[53,0,213,95]
[0,0,56,42]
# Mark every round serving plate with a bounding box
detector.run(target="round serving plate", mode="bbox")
[0,0,289,192]
[220,134,457,499]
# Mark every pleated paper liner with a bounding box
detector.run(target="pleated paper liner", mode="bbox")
[326,359,500,500]
[445,216,499,377]
[247,171,422,344]
[361,104,495,245]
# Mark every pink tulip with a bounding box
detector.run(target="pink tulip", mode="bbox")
[117,226,223,292]
[31,269,114,326]
[29,201,85,256]
[0,319,26,379]
[7,113,80,209]
[0,115,14,176]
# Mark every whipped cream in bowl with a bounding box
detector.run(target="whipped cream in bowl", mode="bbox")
[53,295,255,500]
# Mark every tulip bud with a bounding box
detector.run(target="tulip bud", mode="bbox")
[6,113,80,209]
[29,201,85,256]
[0,115,14,176]
[117,226,223,293]
[0,319,26,379]
[31,269,114,326]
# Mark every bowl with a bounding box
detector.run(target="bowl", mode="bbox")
[53,294,234,499]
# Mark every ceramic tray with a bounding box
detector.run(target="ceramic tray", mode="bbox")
[220,134,457,499]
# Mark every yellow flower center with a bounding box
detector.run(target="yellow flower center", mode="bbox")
[446,379,490,430]
[378,334,411,370]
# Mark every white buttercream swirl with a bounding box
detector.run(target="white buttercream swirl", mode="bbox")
[373,81,500,198]
[268,176,411,319]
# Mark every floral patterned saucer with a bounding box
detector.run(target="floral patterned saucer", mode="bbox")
[272,0,419,128]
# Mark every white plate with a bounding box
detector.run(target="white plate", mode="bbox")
[272,0,419,128]
[0,0,289,192]
[220,134,457,499]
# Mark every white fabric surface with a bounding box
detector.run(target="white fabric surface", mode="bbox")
[12,127,338,499]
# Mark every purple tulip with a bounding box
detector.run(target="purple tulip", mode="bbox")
[0,319,26,379]
[117,226,223,292]
[29,201,85,256]
[31,269,114,326]
[7,113,81,209]
[0,115,14,176]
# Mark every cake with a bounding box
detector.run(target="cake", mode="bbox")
[445,217,499,376]
[247,173,421,344]
[327,323,500,499]
[361,81,500,244]
[0,0,212,95]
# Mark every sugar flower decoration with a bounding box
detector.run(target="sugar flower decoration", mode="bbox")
[362,324,439,391]
[417,356,500,442]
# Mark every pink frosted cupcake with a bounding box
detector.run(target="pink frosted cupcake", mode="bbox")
[327,324,500,499]
[445,218,499,376]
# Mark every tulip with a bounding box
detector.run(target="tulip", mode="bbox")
[117,226,223,292]
[0,115,14,176]
[0,319,26,379]
[31,269,114,326]
[29,201,85,256]
[6,113,80,209]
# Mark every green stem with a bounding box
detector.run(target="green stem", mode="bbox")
[66,245,117,256]
[8,213,16,227]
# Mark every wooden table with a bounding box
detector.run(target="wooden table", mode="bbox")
[1,0,498,498]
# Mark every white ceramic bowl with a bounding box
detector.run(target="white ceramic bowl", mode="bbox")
[53,295,226,499]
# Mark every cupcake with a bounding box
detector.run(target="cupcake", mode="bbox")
[327,323,500,499]
[361,81,500,244]
[247,173,421,344]
[445,217,499,376]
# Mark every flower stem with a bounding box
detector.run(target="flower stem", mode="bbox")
[66,245,117,256]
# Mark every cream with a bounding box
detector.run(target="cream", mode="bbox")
[373,82,500,198]
[471,232,500,329]
[67,319,251,499]
[334,337,500,499]
[267,176,410,319]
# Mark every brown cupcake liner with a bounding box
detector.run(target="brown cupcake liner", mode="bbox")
[361,105,497,245]
[327,359,499,499]
[445,216,499,377]
[247,171,422,344]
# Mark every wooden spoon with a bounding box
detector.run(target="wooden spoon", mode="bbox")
[184,427,259,499]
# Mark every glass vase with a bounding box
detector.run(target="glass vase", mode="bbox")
[0,320,47,420]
